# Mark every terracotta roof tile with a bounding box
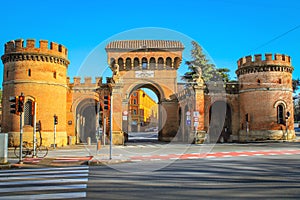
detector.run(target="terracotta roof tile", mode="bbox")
[105,40,184,50]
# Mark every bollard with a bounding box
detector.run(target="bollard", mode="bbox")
[97,140,101,152]
[0,134,8,164]
[87,137,91,145]
[68,136,72,145]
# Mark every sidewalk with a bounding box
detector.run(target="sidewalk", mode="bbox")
[3,137,300,168]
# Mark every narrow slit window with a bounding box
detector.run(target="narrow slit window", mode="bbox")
[277,104,284,124]
[24,100,33,126]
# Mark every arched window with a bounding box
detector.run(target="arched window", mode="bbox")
[133,58,139,68]
[158,57,164,69]
[166,57,172,68]
[149,57,156,69]
[125,58,131,70]
[118,58,124,69]
[142,57,148,69]
[277,104,284,124]
[24,100,34,126]
[110,58,116,68]
[133,109,137,115]
[174,57,181,69]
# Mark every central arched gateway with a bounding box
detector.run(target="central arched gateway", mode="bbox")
[123,83,164,141]
[105,40,188,144]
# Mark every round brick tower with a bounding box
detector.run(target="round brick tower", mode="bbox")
[1,39,70,147]
[236,53,295,141]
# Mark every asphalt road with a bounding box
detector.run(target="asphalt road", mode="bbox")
[87,154,300,199]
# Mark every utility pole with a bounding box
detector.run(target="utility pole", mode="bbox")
[96,102,101,153]
[104,93,112,159]
[53,114,58,149]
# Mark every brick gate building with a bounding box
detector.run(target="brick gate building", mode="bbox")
[1,39,295,147]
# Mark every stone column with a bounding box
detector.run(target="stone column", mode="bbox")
[193,84,206,143]
[111,83,125,145]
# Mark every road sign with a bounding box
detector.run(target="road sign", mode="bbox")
[194,122,199,127]
[123,111,128,116]
[186,120,191,125]
[186,111,191,116]
[193,111,199,117]
[194,117,199,122]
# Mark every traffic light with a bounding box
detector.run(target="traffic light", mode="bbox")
[18,94,25,113]
[9,96,19,115]
[54,115,58,125]
[104,95,110,110]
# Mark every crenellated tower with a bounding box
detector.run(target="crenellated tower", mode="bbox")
[236,53,295,141]
[1,39,70,146]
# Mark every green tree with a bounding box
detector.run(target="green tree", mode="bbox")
[217,68,230,82]
[182,41,230,83]
[292,78,300,93]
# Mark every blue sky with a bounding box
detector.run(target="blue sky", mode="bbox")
[1,0,300,95]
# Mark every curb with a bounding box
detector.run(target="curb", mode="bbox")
[88,159,130,166]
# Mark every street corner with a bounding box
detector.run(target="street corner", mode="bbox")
[88,154,130,166]
[0,162,15,169]
[10,156,94,168]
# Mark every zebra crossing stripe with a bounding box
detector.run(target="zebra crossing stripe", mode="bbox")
[0,184,87,193]
[0,192,86,200]
[0,166,89,200]
[0,178,88,186]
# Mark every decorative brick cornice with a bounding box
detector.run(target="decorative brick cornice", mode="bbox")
[239,87,293,93]
[1,52,70,67]
[236,65,293,76]
[2,80,68,88]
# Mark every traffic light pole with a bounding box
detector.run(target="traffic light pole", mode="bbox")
[54,123,56,149]
[109,94,113,160]
[103,116,106,146]
[53,115,58,149]
[19,112,23,164]
[33,101,37,157]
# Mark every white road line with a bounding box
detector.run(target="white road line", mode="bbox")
[0,184,87,193]
[0,170,89,176]
[187,157,199,159]
[0,178,88,186]
[205,156,216,158]
[0,173,88,180]
[0,192,86,200]
[0,166,89,173]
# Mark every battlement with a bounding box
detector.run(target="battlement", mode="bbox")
[237,53,291,68]
[4,39,68,58]
[67,76,103,87]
